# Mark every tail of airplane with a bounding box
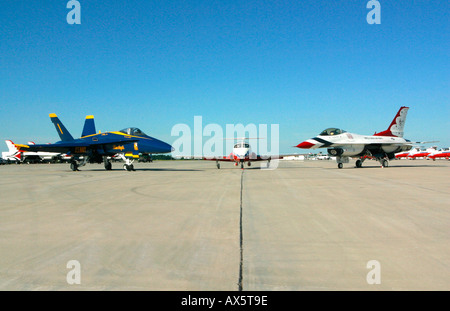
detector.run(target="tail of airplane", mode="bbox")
[49,113,74,141]
[374,106,409,137]
[81,115,96,137]
[4,140,22,161]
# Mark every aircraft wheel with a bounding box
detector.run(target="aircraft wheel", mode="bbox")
[248,162,251,167]
[338,163,343,169]
[123,164,134,171]
[70,162,78,171]
[216,163,220,169]
[382,159,389,167]
[356,160,362,168]
[241,162,244,169]
[105,162,112,170]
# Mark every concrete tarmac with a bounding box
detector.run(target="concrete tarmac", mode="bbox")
[0,159,449,290]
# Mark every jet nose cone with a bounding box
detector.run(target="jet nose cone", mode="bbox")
[296,141,315,149]
[153,140,173,154]
[163,142,173,153]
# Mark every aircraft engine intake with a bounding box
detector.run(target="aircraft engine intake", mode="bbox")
[328,145,365,157]
[327,148,343,157]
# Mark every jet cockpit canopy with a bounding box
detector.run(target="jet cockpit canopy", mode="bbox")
[234,142,250,148]
[120,127,147,137]
[319,128,346,136]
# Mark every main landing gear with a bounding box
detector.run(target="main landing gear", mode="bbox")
[69,155,137,171]
[70,161,79,171]
[352,157,389,169]
[104,157,112,170]
[70,157,89,171]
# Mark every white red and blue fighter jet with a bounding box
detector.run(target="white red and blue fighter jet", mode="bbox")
[16,114,173,171]
[295,106,417,168]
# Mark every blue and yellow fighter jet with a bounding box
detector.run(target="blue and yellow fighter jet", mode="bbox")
[17,114,173,171]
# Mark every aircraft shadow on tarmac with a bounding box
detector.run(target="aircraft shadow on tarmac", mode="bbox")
[214,163,448,170]
[79,168,203,172]
[349,164,448,169]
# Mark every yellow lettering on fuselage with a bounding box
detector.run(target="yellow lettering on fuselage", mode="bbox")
[75,147,86,153]
[113,145,125,151]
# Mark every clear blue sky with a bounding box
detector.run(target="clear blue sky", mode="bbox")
[1,1,448,154]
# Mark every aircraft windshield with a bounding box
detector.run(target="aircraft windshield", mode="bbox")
[234,142,250,148]
[119,127,147,136]
[319,128,346,136]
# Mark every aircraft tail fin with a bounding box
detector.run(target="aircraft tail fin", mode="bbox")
[5,140,19,153]
[81,115,96,137]
[374,106,409,137]
[4,140,22,161]
[50,113,74,141]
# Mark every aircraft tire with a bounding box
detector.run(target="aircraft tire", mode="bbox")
[356,160,362,168]
[382,159,389,167]
[123,164,134,171]
[70,162,78,171]
[105,162,112,170]
[338,163,343,169]
[216,163,220,169]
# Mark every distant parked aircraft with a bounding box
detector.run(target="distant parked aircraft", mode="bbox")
[2,140,66,163]
[428,148,450,161]
[203,138,299,169]
[407,146,439,159]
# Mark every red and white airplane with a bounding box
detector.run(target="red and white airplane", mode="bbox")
[2,140,70,163]
[428,148,450,161]
[295,106,421,168]
[395,146,422,159]
[203,138,300,169]
[395,148,415,159]
[407,146,438,159]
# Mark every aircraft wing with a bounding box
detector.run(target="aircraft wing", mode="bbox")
[323,140,415,147]
[269,153,310,159]
[203,153,309,161]
[16,138,139,153]
[203,156,237,162]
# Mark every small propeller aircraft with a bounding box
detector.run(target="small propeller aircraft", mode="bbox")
[203,138,301,169]
[295,106,433,169]
[16,114,173,171]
